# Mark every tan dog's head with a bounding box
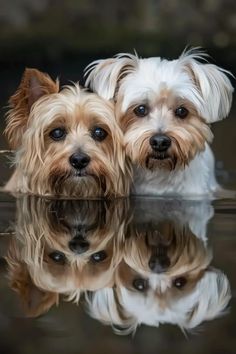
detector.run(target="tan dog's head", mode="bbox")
[5,69,130,197]
[85,49,233,171]
[6,196,126,316]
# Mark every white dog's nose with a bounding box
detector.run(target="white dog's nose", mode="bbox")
[149,134,171,152]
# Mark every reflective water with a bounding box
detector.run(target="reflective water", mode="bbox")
[0,190,236,353]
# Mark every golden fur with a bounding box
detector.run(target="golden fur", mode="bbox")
[4,69,131,197]
[6,196,127,316]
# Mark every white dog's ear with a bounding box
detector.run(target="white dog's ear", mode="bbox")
[85,288,136,334]
[84,54,138,100]
[184,53,234,123]
[186,268,231,329]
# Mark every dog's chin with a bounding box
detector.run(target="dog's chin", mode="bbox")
[73,170,90,178]
[71,169,107,189]
[145,153,177,171]
[70,169,99,181]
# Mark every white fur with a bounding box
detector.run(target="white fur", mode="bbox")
[132,143,219,196]
[85,49,234,196]
[86,269,231,333]
[118,269,231,330]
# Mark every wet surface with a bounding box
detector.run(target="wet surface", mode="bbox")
[0,188,235,354]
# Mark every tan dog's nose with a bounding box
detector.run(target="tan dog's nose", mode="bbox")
[68,236,90,254]
[69,152,91,170]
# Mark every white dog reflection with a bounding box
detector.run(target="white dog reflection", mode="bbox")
[86,200,231,334]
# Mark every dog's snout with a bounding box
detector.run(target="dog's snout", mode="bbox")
[68,236,90,254]
[148,254,170,273]
[149,134,171,152]
[69,152,91,170]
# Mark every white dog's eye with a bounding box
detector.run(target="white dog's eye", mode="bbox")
[133,104,149,117]
[173,277,187,289]
[174,106,189,119]
[49,127,67,141]
[132,278,149,292]
[91,127,108,142]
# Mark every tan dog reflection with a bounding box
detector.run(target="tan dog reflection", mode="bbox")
[86,219,231,333]
[6,197,126,317]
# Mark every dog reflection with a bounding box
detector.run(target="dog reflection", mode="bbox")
[86,206,231,334]
[6,197,125,317]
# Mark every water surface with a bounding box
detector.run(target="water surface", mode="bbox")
[0,188,235,354]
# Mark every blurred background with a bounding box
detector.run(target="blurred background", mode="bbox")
[0,0,236,185]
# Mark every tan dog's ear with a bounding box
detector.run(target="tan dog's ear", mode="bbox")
[6,242,58,317]
[5,68,59,149]
[8,262,58,317]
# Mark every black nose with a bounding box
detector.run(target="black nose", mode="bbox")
[148,254,170,273]
[69,153,91,170]
[149,134,171,152]
[68,237,90,254]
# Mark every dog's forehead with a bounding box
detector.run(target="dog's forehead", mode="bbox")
[32,92,114,131]
[120,58,192,112]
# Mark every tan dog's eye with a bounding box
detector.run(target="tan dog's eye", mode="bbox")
[132,278,149,292]
[174,106,189,119]
[91,127,108,142]
[90,250,107,262]
[133,104,149,117]
[49,251,66,265]
[173,277,187,289]
[49,127,67,141]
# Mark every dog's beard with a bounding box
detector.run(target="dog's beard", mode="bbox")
[124,113,212,173]
[133,141,185,172]
[133,135,205,172]
[48,168,107,196]
[145,153,178,171]
[21,150,123,197]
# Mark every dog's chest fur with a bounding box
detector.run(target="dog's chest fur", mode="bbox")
[132,144,219,196]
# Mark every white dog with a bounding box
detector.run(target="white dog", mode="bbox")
[85,49,234,196]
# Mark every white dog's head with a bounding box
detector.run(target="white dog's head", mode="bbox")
[85,49,233,171]
[86,266,231,335]
[85,217,231,334]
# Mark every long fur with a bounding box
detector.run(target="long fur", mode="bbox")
[6,196,127,316]
[85,200,231,334]
[85,48,234,196]
[4,69,131,198]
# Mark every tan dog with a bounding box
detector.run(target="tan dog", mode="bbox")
[4,69,130,197]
